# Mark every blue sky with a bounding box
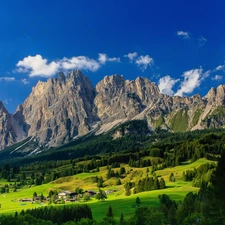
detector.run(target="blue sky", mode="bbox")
[1,0,225,113]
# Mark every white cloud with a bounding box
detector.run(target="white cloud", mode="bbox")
[212,75,223,81]
[215,65,225,71]
[16,67,29,73]
[175,68,208,96]
[108,56,120,62]
[124,52,154,71]
[21,78,29,84]
[198,36,207,46]
[158,75,179,96]
[98,53,107,64]
[177,31,190,39]
[135,55,154,71]
[16,54,60,77]
[0,77,15,81]
[124,52,138,61]
[61,56,100,71]
[98,53,120,64]
[16,53,120,77]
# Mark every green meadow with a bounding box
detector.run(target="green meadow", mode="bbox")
[0,158,212,220]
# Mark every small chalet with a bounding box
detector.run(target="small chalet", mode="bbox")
[34,196,41,201]
[68,191,78,199]
[33,195,47,202]
[58,191,71,199]
[105,189,117,195]
[19,198,32,202]
[58,191,78,200]
[85,190,96,196]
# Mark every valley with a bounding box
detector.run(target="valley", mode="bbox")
[1,92,225,224]
[0,158,210,220]
[1,1,225,224]
[0,124,223,224]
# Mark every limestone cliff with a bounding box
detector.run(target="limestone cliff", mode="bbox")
[16,70,97,147]
[1,70,225,150]
[0,101,27,149]
[95,75,161,122]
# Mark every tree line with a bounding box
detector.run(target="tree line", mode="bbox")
[0,148,224,225]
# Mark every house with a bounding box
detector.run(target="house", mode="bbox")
[58,191,78,200]
[68,191,78,199]
[105,189,117,195]
[19,198,32,202]
[58,191,70,199]
[34,196,41,201]
[33,195,47,202]
[84,190,96,196]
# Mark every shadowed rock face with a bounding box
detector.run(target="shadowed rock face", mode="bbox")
[1,70,225,149]
[0,101,14,147]
[0,101,27,148]
[94,75,162,123]
[16,70,98,147]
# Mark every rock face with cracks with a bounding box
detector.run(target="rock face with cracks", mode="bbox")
[16,70,97,147]
[1,69,225,150]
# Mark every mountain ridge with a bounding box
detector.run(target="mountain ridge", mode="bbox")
[1,69,225,150]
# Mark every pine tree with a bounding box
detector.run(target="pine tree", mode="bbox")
[106,206,113,218]
[97,177,104,188]
[120,212,124,224]
[136,197,141,206]
[40,193,44,202]
[202,150,225,224]
[119,167,126,175]
[169,173,175,182]
[33,192,37,200]
[96,189,107,201]
[116,178,122,185]
[153,177,160,190]
[159,178,166,189]
[125,188,131,196]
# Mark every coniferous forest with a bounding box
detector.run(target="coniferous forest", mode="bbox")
[0,150,224,225]
[0,122,225,224]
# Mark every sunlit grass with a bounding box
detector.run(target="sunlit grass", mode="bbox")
[0,158,214,220]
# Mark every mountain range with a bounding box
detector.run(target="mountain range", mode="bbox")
[1,69,225,151]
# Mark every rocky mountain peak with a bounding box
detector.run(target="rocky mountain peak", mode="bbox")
[57,72,66,83]
[204,85,225,105]
[0,101,8,114]
[96,74,125,95]
[95,75,161,125]
[216,84,225,100]
[1,70,225,151]
[134,76,161,100]
[67,69,85,80]
[103,74,125,85]
[14,69,97,147]
[0,101,17,148]
[204,87,216,100]
[65,70,93,91]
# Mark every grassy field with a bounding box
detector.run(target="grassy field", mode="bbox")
[0,158,213,221]
[0,183,197,220]
[89,184,198,221]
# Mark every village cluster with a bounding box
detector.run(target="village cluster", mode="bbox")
[18,189,118,204]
